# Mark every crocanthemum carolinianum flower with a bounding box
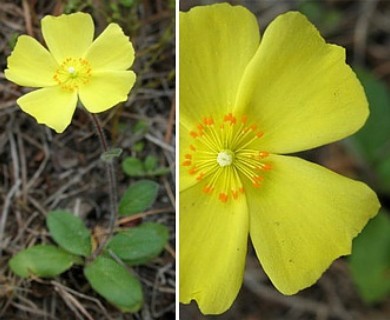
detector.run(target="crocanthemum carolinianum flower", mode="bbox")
[5,12,135,133]
[179,3,380,314]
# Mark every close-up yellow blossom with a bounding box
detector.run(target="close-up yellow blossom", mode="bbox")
[179,3,381,314]
[5,12,136,133]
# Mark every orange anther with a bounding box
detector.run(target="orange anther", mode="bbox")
[184,154,192,159]
[219,193,228,202]
[239,187,244,193]
[188,167,197,175]
[224,113,236,125]
[258,151,269,158]
[241,115,248,124]
[250,124,257,131]
[253,181,261,188]
[203,117,214,125]
[189,145,196,151]
[197,124,204,131]
[253,175,263,182]
[262,163,272,171]
[232,190,239,199]
[256,132,264,138]
[190,131,198,138]
[182,160,191,166]
[196,173,205,181]
[203,186,213,194]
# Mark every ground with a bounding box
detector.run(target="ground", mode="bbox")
[0,0,175,319]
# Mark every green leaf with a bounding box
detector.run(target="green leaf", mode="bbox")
[132,120,148,135]
[47,210,92,257]
[352,68,390,192]
[84,256,143,312]
[376,159,390,192]
[354,68,390,160]
[298,0,341,34]
[133,141,144,152]
[151,167,171,176]
[119,180,159,216]
[9,245,79,278]
[108,223,169,265]
[144,155,158,172]
[122,157,145,177]
[101,148,123,163]
[349,210,390,303]
[122,156,170,177]
[119,0,135,7]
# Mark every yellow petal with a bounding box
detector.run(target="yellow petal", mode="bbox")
[180,3,259,128]
[5,35,58,87]
[247,154,380,294]
[180,182,248,314]
[17,87,78,133]
[42,12,94,64]
[235,12,368,154]
[85,23,135,71]
[79,71,135,113]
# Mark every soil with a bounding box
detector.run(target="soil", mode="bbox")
[0,0,175,319]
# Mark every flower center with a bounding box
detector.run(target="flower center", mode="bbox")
[182,113,272,203]
[53,57,92,91]
[217,150,234,167]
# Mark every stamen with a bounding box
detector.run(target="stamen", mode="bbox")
[182,113,272,202]
[53,57,92,91]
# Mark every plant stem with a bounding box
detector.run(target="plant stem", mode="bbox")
[90,113,118,256]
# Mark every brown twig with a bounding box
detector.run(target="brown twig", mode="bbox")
[243,269,353,320]
[117,206,174,226]
[21,0,33,37]
[353,0,380,66]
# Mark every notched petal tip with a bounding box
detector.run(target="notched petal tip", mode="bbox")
[4,35,58,87]
[85,23,135,71]
[79,70,136,113]
[180,183,249,315]
[249,155,380,296]
[42,12,94,63]
[235,8,369,154]
[180,2,260,126]
[17,87,78,134]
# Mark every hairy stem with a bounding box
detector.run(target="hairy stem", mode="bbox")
[90,113,118,256]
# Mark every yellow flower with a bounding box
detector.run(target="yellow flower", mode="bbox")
[5,12,136,133]
[180,3,380,314]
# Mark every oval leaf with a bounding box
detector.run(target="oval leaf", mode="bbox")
[101,148,123,163]
[108,223,169,265]
[122,157,144,177]
[47,210,92,257]
[9,245,78,278]
[349,210,390,303]
[151,167,171,176]
[119,180,159,216]
[144,155,158,172]
[84,256,143,312]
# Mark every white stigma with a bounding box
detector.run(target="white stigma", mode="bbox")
[217,151,233,167]
[68,66,76,74]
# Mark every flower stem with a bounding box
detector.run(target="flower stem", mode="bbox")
[89,113,118,256]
